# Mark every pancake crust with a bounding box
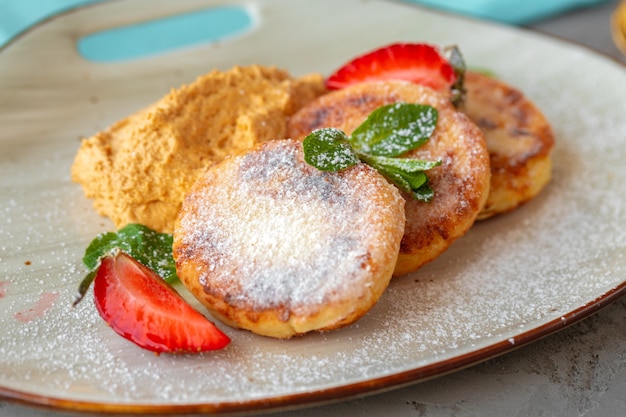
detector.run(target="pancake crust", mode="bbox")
[173,139,405,338]
[287,81,490,276]
[463,71,555,219]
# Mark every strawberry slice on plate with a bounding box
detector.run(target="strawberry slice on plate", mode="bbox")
[325,43,457,93]
[92,251,230,354]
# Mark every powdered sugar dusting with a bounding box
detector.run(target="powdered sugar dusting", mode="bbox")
[1,111,624,407]
[176,140,404,312]
[3,132,622,406]
[1,6,626,410]
[355,102,437,156]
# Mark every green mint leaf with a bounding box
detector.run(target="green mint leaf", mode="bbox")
[359,153,441,173]
[413,182,435,202]
[82,231,117,270]
[378,168,435,202]
[380,168,427,194]
[361,153,441,202]
[83,223,178,283]
[74,223,178,306]
[350,103,438,157]
[114,224,177,282]
[302,128,360,171]
[300,103,441,202]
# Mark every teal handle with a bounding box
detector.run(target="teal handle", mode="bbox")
[401,0,613,24]
[77,5,253,62]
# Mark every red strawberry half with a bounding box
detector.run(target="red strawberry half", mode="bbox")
[325,43,457,93]
[93,251,230,354]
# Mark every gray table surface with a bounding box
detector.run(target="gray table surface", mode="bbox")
[1,1,624,416]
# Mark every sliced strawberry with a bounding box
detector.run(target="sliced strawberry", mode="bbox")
[325,43,456,93]
[93,251,230,354]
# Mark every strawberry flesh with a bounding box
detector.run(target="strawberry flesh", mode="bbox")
[325,43,456,93]
[93,251,230,353]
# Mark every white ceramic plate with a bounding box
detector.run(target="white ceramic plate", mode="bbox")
[1,0,625,414]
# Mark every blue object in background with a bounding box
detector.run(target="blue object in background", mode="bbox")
[401,0,613,25]
[0,0,101,46]
[77,6,252,62]
[0,0,615,53]
[0,0,252,62]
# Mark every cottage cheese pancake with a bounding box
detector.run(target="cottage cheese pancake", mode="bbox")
[173,139,405,338]
[463,71,554,219]
[287,81,490,276]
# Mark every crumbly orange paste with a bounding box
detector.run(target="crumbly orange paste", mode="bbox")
[71,65,327,233]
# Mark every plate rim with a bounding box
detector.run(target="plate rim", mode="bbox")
[1,0,625,415]
[1,282,624,415]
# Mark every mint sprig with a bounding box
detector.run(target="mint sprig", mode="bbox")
[73,223,178,306]
[351,103,438,157]
[358,154,440,202]
[302,102,441,202]
[302,127,360,171]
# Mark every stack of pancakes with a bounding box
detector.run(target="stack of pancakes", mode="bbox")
[74,65,554,339]
[173,72,553,338]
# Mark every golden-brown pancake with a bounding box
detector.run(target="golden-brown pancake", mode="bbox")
[463,71,554,219]
[173,139,405,338]
[287,81,490,276]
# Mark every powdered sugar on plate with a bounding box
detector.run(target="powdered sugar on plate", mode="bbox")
[1,0,625,410]
[1,85,624,404]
